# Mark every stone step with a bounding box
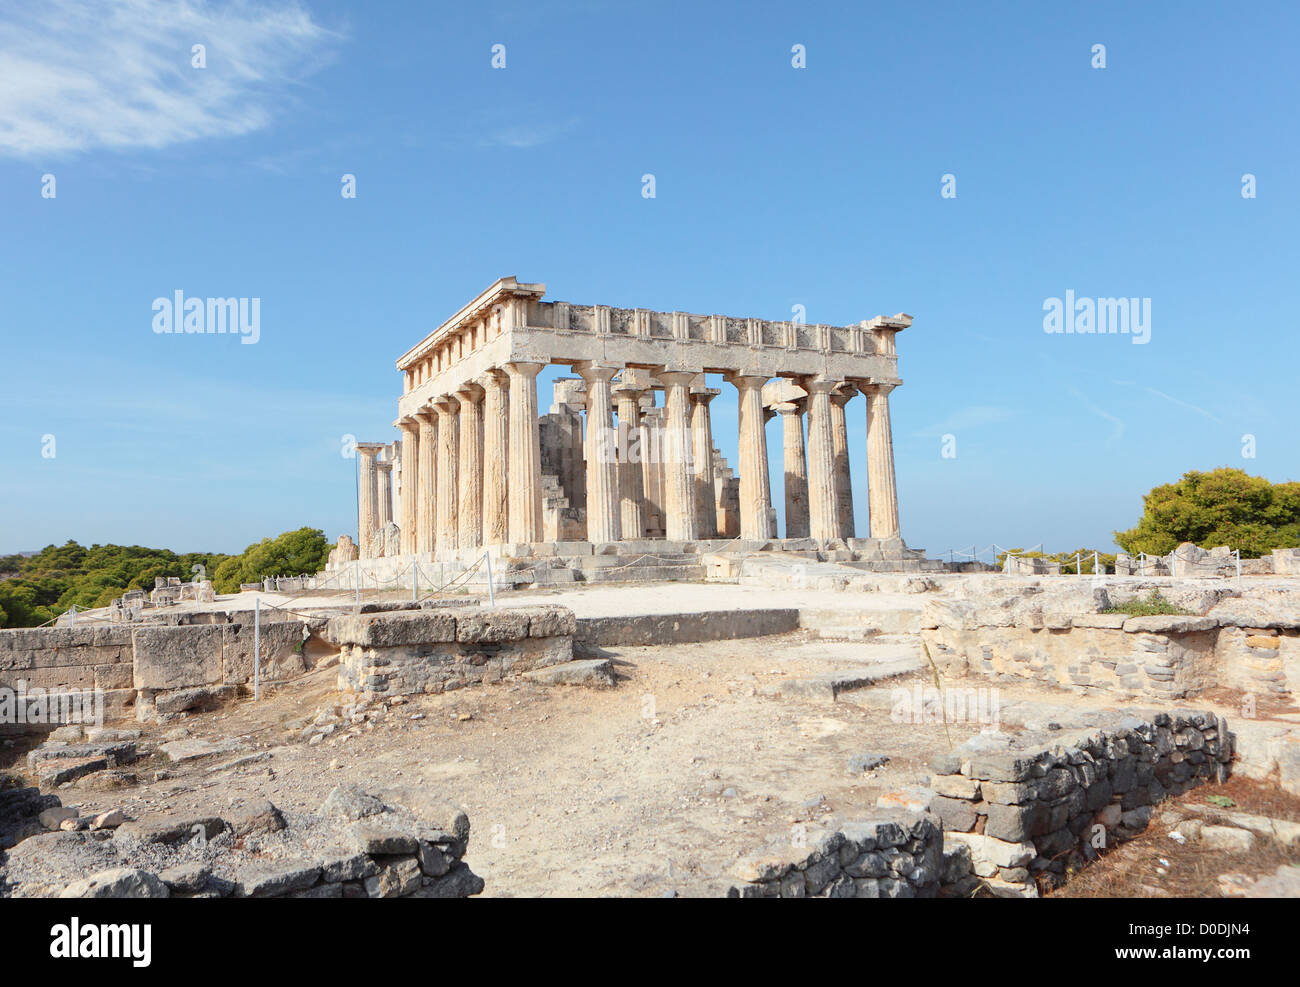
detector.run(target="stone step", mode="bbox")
[580,564,706,584]
[766,656,924,702]
[813,625,880,641]
[799,608,923,635]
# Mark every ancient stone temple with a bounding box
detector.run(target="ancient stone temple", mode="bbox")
[350,277,917,563]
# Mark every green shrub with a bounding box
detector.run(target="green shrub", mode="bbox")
[1101,589,1194,617]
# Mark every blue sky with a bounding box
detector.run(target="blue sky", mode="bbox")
[2,0,1297,557]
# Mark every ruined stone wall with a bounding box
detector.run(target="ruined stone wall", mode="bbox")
[928,711,1231,896]
[0,615,327,730]
[0,627,136,727]
[727,813,943,898]
[328,606,575,698]
[922,598,1300,700]
[3,785,483,899]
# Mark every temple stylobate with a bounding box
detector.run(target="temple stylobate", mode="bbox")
[350,277,920,566]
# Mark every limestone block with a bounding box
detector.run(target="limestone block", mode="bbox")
[131,626,223,690]
[455,609,530,643]
[221,620,313,684]
[325,611,456,648]
[1122,615,1218,634]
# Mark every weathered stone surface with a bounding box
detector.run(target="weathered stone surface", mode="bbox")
[319,784,387,822]
[1122,616,1218,634]
[319,852,380,883]
[159,737,244,763]
[132,625,223,689]
[412,862,485,898]
[521,658,615,688]
[1200,825,1255,852]
[350,822,418,855]
[847,752,890,774]
[158,862,211,894]
[39,806,78,830]
[115,813,225,845]
[60,867,169,898]
[326,610,456,648]
[232,859,321,897]
[364,855,422,897]
[455,609,530,643]
[226,798,285,838]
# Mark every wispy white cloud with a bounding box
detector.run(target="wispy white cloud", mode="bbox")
[481,117,581,149]
[0,0,341,158]
[1068,385,1126,446]
[913,405,1015,438]
[1112,380,1223,424]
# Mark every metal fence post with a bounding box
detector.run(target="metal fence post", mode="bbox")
[253,596,261,701]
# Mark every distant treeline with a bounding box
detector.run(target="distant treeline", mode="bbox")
[0,528,330,627]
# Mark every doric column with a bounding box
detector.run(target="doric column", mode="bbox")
[830,388,856,539]
[480,370,510,546]
[433,395,460,552]
[355,443,384,558]
[731,375,774,540]
[578,364,622,544]
[803,378,840,542]
[776,402,809,538]
[505,362,544,544]
[613,380,645,539]
[456,383,484,549]
[398,419,420,554]
[863,380,901,539]
[690,388,719,538]
[416,410,436,554]
[658,371,698,542]
[376,460,394,529]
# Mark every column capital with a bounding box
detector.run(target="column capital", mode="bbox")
[612,379,646,398]
[432,393,460,413]
[376,459,393,472]
[830,386,857,407]
[477,367,509,388]
[455,381,485,402]
[861,377,902,396]
[798,375,844,395]
[355,442,385,458]
[656,369,699,387]
[575,362,621,384]
[773,401,803,416]
[689,388,720,406]
[725,371,770,391]
[505,361,545,380]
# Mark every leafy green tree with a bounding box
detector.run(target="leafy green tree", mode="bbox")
[0,532,322,627]
[1115,468,1300,558]
[211,528,330,593]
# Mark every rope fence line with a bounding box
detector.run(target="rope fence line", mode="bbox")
[37,536,1266,631]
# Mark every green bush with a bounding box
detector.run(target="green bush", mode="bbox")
[1101,589,1194,617]
[1115,468,1300,558]
[0,529,331,626]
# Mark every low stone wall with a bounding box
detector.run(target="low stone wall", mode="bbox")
[2,785,483,899]
[0,615,328,730]
[922,596,1300,699]
[927,710,1232,896]
[327,606,576,698]
[727,812,943,898]
[0,627,135,726]
[575,608,800,648]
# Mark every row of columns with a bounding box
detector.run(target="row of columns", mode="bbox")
[770,380,898,542]
[374,365,900,557]
[392,362,546,557]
